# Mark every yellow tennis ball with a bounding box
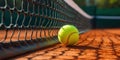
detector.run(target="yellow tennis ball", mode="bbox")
[58,25,79,46]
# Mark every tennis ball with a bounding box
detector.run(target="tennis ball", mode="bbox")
[58,25,79,46]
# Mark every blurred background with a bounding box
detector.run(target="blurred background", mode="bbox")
[74,0,120,28]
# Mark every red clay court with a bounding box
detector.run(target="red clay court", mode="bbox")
[0,0,120,60]
[12,29,120,60]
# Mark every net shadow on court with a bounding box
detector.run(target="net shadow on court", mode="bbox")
[13,29,120,60]
[0,0,91,59]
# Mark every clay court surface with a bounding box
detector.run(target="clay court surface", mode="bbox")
[2,29,120,60]
[0,29,58,43]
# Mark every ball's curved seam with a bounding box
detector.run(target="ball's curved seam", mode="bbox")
[65,32,78,45]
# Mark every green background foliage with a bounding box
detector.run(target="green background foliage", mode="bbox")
[74,0,120,16]
[74,0,120,28]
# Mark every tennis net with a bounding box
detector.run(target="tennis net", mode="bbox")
[0,0,92,59]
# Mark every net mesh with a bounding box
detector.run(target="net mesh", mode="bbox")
[0,0,91,59]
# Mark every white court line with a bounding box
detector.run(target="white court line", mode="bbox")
[79,29,90,34]
[96,16,120,20]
